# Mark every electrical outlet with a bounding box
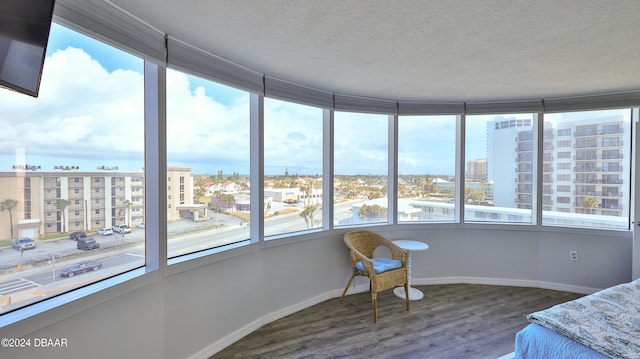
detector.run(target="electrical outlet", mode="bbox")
[569,250,578,261]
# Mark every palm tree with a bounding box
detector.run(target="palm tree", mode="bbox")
[124,199,132,225]
[582,196,600,214]
[419,176,435,198]
[0,199,18,239]
[313,178,323,205]
[299,204,320,228]
[299,181,311,206]
[465,187,485,204]
[54,199,71,233]
[480,180,488,199]
[193,176,207,203]
[214,192,236,212]
[358,204,387,220]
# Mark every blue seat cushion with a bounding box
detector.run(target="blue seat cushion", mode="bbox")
[355,258,403,274]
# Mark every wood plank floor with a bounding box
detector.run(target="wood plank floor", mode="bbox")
[210,284,583,359]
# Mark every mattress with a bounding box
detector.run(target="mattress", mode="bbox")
[515,323,608,359]
[516,278,640,359]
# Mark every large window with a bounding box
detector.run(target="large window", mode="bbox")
[334,112,389,226]
[263,98,323,237]
[398,115,457,222]
[166,69,251,258]
[542,109,631,229]
[2,19,635,324]
[0,23,145,314]
[465,114,536,223]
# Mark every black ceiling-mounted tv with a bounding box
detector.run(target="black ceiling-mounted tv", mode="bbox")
[0,0,56,97]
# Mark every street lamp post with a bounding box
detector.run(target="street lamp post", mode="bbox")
[51,255,56,283]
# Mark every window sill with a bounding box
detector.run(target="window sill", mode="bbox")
[0,266,157,336]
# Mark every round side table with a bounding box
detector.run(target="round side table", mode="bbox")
[392,239,429,300]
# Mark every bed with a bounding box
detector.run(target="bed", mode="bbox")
[514,278,640,359]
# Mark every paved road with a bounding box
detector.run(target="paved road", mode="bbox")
[0,200,361,312]
[1,201,359,271]
[0,230,142,269]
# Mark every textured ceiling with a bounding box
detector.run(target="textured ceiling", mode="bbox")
[111,0,640,102]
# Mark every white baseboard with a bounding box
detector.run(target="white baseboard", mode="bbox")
[411,276,601,295]
[190,276,602,358]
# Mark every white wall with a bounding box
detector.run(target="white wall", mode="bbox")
[380,226,631,291]
[0,226,632,358]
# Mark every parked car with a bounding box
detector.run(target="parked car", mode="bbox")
[60,260,102,277]
[77,237,100,250]
[136,223,145,229]
[69,231,87,240]
[112,224,131,234]
[97,227,114,235]
[12,237,35,251]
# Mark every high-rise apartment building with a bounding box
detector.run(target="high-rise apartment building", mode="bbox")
[489,112,629,216]
[466,158,488,181]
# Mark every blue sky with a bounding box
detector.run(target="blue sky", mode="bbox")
[46,23,144,73]
[1,21,491,177]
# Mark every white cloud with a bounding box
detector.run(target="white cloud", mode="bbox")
[334,112,389,174]
[263,98,323,175]
[0,47,145,170]
[166,69,250,172]
[0,46,488,176]
[398,116,457,175]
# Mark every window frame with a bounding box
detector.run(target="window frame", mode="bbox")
[163,66,253,261]
[2,11,638,331]
[396,114,459,224]
[0,22,153,328]
[462,112,539,225]
[332,111,393,228]
[262,96,325,239]
[540,108,633,230]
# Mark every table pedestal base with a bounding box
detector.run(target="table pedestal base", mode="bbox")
[393,286,424,301]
